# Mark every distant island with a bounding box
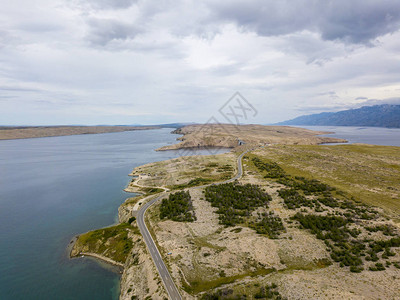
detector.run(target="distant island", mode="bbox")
[0,126,160,140]
[277,104,400,128]
[0,123,193,140]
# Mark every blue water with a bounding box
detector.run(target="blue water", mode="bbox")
[293,126,400,146]
[0,128,228,300]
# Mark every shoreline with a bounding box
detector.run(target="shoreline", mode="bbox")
[68,236,125,269]
[68,125,379,299]
[66,124,348,299]
[155,124,348,151]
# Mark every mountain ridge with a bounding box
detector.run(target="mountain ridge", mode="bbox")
[276,104,400,128]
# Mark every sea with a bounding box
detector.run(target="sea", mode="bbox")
[0,128,227,300]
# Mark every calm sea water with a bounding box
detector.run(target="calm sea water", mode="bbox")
[0,128,227,300]
[293,126,400,146]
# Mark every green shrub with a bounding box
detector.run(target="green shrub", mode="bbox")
[205,182,271,226]
[249,212,285,238]
[278,189,313,209]
[251,157,286,179]
[159,191,196,222]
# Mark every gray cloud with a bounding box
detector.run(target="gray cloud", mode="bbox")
[86,18,142,46]
[1,0,400,125]
[295,105,349,113]
[76,0,138,10]
[357,97,400,106]
[209,0,400,44]
[295,97,400,113]
[16,22,64,33]
[0,86,43,92]
[317,91,339,99]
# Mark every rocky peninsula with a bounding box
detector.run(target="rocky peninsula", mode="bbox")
[70,125,400,299]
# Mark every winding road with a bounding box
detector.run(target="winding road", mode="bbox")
[136,150,249,300]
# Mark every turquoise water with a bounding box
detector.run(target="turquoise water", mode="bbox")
[0,129,227,300]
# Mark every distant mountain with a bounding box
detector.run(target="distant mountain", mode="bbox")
[277,104,400,128]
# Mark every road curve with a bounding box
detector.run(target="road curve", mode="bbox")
[224,150,248,183]
[135,149,250,299]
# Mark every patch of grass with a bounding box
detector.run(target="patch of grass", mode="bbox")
[138,187,164,195]
[189,231,226,252]
[278,252,332,271]
[76,223,136,263]
[250,144,400,217]
[183,268,275,294]
[122,195,146,206]
[170,178,213,190]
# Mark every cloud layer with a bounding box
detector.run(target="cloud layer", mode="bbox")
[1,0,400,125]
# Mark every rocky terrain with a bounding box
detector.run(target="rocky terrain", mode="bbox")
[157,124,346,151]
[68,125,400,299]
[145,155,400,299]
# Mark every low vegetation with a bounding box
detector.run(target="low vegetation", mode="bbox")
[249,154,400,273]
[254,283,286,300]
[183,269,274,295]
[129,153,236,190]
[170,178,213,190]
[249,144,400,216]
[204,182,272,227]
[200,288,243,300]
[73,223,136,263]
[199,283,286,300]
[252,157,286,179]
[159,191,196,222]
[137,187,164,194]
[249,212,286,238]
[278,188,313,209]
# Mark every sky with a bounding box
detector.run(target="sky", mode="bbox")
[1,0,400,125]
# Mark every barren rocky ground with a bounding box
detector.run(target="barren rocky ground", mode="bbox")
[157,124,346,151]
[144,151,400,299]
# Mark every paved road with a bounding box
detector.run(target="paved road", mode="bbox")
[135,149,250,299]
[136,193,182,300]
[225,150,248,183]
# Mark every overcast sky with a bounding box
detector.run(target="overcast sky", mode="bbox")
[1,0,400,125]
